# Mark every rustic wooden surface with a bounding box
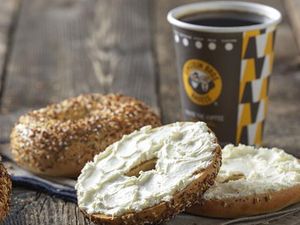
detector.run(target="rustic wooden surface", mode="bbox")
[0,0,299,224]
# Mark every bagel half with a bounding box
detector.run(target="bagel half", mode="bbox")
[76,122,222,225]
[0,161,11,221]
[10,94,161,177]
[186,144,300,218]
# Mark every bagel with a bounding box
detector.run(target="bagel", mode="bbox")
[76,122,221,225]
[10,94,161,177]
[187,144,300,218]
[0,160,11,221]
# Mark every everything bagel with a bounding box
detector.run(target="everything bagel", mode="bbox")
[187,144,300,218]
[10,94,161,177]
[0,161,11,221]
[76,122,221,225]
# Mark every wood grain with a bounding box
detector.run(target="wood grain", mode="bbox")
[0,0,21,141]
[285,0,300,52]
[267,210,300,225]
[154,0,198,124]
[0,0,299,224]
[0,0,158,224]
[3,188,90,225]
[0,0,20,104]
[0,0,158,142]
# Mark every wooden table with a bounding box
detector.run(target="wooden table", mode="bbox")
[0,0,299,224]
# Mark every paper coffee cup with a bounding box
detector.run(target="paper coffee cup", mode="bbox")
[168,1,281,146]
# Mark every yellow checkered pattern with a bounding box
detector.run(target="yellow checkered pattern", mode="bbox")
[236,27,275,145]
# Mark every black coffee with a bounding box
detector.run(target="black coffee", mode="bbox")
[180,10,269,27]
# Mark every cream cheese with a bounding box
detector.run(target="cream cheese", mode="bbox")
[204,144,300,200]
[76,122,217,216]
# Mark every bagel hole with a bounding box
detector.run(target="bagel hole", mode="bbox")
[53,108,90,121]
[49,101,97,121]
[222,173,245,183]
[126,158,157,177]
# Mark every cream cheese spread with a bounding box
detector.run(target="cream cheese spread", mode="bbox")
[76,122,217,216]
[204,144,300,200]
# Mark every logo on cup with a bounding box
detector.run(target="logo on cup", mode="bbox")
[183,59,222,106]
[189,70,215,94]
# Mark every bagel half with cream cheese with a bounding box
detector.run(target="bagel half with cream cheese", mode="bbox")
[187,144,300,218]
[76,122,222,225]
[0,160,11,221]
[10,94,161,177]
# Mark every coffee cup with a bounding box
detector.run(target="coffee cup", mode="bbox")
[168,1,281,146]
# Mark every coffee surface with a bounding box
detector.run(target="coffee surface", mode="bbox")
[180,10,269,27]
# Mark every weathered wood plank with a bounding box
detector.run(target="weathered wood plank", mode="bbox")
[0,0,158,142]
[0,0,20,103]
[285,0,300,52]
[2,188,90,225]
[1,0,158,224]
[1,0,300,225]
[268,210,300,225]
[0,0,21,145]
[264,69,300,158]
[155,0,300,157]
[154,0,197,124]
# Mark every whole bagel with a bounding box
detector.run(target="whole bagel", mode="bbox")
[10,94,161,177]
[0,161,11,221]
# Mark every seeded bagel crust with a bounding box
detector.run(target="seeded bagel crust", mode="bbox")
[0,162,11,221]
[80,140,222,225]
[187,185,300,218]
[186,145,300,218]
[10,94,161,177]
